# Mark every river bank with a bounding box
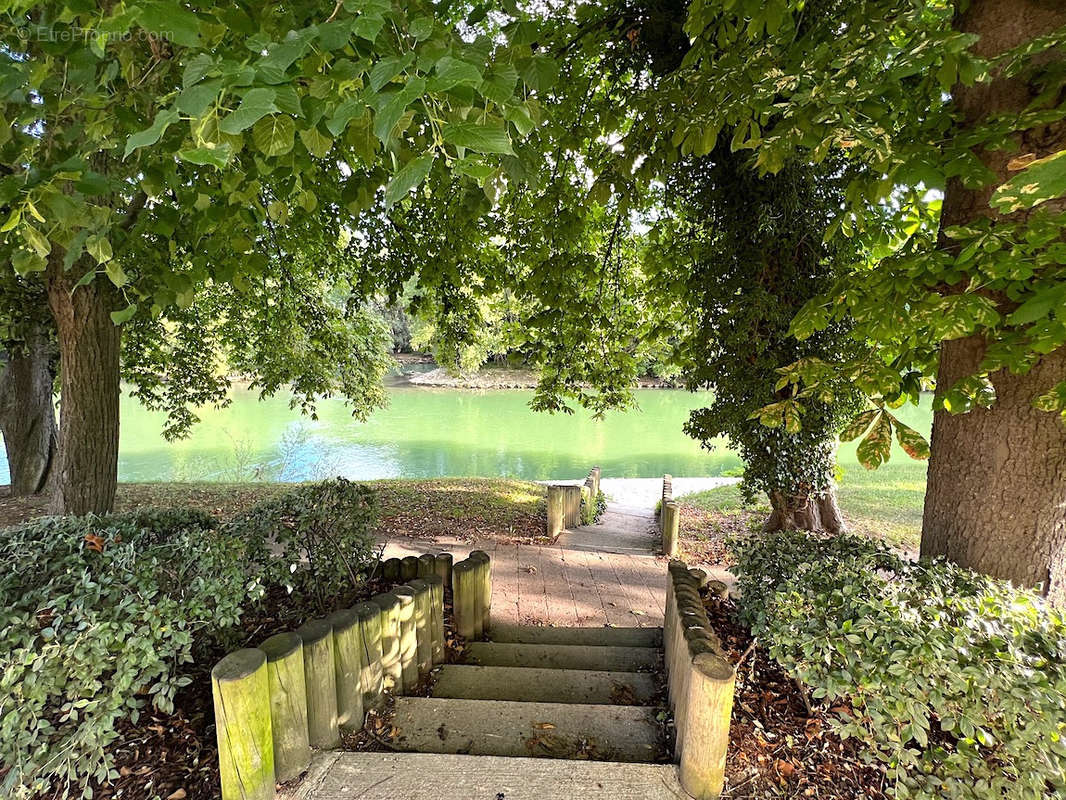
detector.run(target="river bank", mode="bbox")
[404,365,679,389]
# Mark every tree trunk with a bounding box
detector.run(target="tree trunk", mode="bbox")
[921,0,1066,603]
[763,487,845,534]
[0,323,58,495]
[46,271,122,515]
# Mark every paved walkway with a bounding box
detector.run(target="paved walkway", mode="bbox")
[383,476,737,628]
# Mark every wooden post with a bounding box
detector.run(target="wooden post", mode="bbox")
[326,608,364,733]
[662,501,680,557]
[470,550,491,635]
[675,638,723,763]
[567,485,582,527]
[451,559,478,641]
[707,579,729,601]
[408,578,433,675]
[417,553,436,578]
[547,485,565,537]
[212,649,274,800]
[295,619,340,749]
[259,633,311,783]
[382,557,401,582]
[400,556,419,581]
[370,593,401,692]
[353,602,384,709]
[591,466,601,498]
[393,586,419,691]
[679,652,736,800]
[425,573,445,663]
[433,552,453,587]
[689,568,709,588]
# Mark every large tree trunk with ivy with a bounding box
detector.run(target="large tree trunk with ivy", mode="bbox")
[921,0,1066,603]
[764,487,845,535]
[0,324,58,495]
[46,270,122,515]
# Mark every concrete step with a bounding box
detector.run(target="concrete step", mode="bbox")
[391,697,663,762]
[432,665,659,705]
[284,751,685,800]
[465,641,660,672]
[489,623,663,648]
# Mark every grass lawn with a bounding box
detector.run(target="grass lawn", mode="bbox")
[679,398,932,560]
[0,477,548,542]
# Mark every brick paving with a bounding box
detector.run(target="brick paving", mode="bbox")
[382,505,668,628]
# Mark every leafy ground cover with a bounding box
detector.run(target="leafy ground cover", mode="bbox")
[0,478,548,543]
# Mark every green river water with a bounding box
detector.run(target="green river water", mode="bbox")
[0,378,932,484]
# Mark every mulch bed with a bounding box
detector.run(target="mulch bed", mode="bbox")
[702,595,887,798]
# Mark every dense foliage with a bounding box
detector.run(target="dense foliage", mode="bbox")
[731,530,1066,799]
[0,509,247,797]
[235,477,380,613]
[0,480,379,797]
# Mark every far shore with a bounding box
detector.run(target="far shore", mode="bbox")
[404,365,679,390]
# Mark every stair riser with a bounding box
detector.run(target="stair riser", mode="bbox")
[465,642,661,672]
[432,665,659,705]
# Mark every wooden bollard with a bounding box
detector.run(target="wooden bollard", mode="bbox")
[400,556,419,581]
[353,602,384,708]
[567,485,582,528]
[689,568,709,588]
[679,652,736,799]
[675,638,723,762]
[408,579,433,675]
[547,486,565,537]
[371,593,402,691]
[707,579,729,601]
[326,608,364,733]
[662,501,680,557]
[470,550,491,634]
[417,553,436,577]
[451,560,478,641]
[425,574,445,663]
[382,557,402,582]
[433,553,453,588]
[591,466,601,498]
[392,586,419,691]
[259,633,310,783]
[212,649,274,800]
[295,619,340,749]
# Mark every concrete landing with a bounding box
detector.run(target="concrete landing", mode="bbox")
[465,641,661,671]
[557,505,660,556]
[285,752,689,800]
[489,623,663,648]
[390,697,664,762]
[432,664,660,704]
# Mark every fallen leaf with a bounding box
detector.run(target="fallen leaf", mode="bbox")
[167,790,187,800]
[533,722,555,730]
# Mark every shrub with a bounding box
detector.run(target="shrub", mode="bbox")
[580,489,607,526]
[0,512,256,798]
[232,477,379,613]
[730,530,1066,799]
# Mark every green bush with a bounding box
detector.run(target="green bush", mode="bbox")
[580,489,607,526]
[730,530,1066,799]
[0,512,256,798]
[232,477,379,613]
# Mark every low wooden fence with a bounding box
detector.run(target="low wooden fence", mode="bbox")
[210,551,491,800]
[546,465,601,537]
[660,473,680,556]
[664,559,735,800]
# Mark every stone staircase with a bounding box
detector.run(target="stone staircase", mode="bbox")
[389,622,666,763]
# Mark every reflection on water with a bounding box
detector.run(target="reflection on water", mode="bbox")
[0,385,737,484]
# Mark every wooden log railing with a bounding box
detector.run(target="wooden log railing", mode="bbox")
[664,560,735,800]
[211,550,491,800]
[546,465,601,537]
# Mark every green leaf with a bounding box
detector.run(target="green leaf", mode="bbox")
[110,304,139,325]
[12,249,46,276]
[175,79,223,116]
[432,57,484,92]
[369,55,413,92]
[22,225,51,258]
[86,235,113,264]
[991,150,1066,213]
[299,127,334,158]
[409,17,433,41]
[1007,283,1066,326]
[123,109,180,159]
[219,88,279,134]
[372,78,426,143]
[352,13,386,42]
[384,153,436,208]
[138,1,202,48]
[442,121,513,155]
[177,143,234,169]
[519,55,559,92]
[105,260,129,289]
[251,115,295,157]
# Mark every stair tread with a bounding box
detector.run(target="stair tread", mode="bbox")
[432,664,659,705]
[390,697,664,762]
[489,624,663,648]
[465,641,661,672]
[281,751,685,800]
